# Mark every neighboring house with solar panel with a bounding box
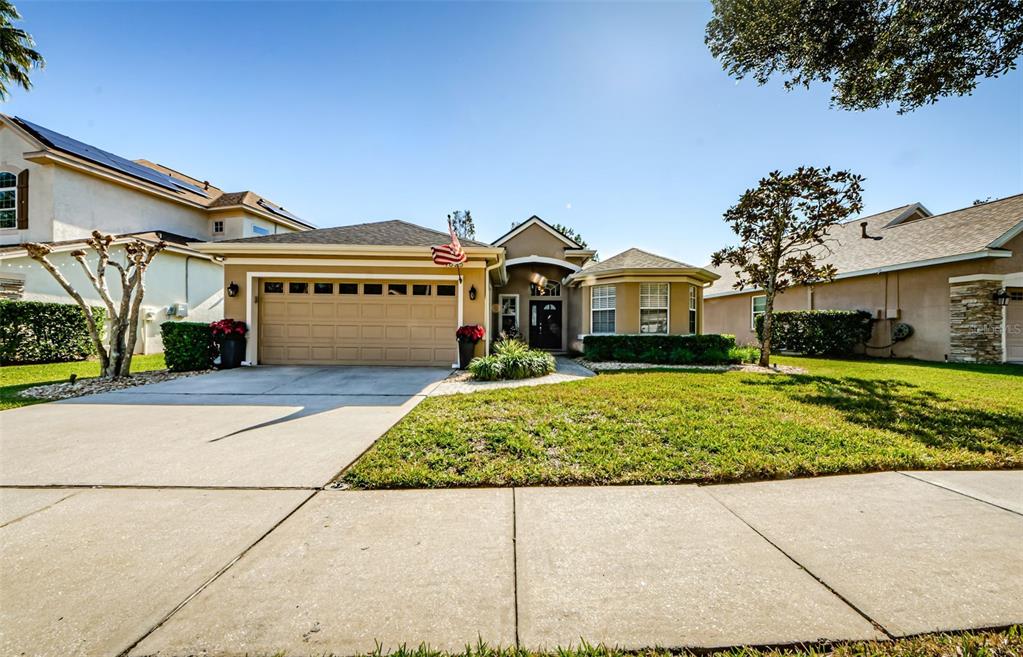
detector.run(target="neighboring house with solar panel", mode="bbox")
[703,194,1023,364]
[0,114,314,353]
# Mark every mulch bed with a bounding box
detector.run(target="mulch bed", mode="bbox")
[18,369,211,402]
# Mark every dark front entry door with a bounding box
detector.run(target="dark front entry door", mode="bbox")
[529,300,562,349]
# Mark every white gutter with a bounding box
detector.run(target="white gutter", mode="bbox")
[705,248,1014,298]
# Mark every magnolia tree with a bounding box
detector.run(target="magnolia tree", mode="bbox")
[24,231,166,378]
[711,167,864,366]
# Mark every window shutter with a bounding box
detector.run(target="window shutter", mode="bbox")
[16,169,28,230]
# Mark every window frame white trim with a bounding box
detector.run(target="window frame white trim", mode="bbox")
[212,220,225,235]
[751,294,767,331]
[0,171,17,230]
[498,293,520,334]
[638,282,670,335]
[689,285,698,334]
[590,284,617,335]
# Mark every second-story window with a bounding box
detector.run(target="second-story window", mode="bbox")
[0,172,17,229]
[212,220,224,235]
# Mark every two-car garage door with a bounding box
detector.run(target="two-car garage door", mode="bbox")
[258,278,457,366]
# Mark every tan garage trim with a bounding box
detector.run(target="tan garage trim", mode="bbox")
[245,271,463,366]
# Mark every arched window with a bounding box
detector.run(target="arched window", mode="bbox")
[0,172,16,229]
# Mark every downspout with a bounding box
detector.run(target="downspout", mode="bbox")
[484,253,505,356]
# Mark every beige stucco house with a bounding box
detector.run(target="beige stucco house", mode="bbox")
[192,215,719,367]
[704,195,1023,364]
[0,115,313,352]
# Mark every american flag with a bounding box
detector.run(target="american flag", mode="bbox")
[431,218,468,266]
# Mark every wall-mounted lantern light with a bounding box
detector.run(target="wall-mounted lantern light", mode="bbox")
[469,285,477,300]
[227,281,240,298]
[993,288,1010,306]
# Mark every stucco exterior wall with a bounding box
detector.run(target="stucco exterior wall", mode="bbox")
[220,258,489,362]
[0,249,223,354]
[492,262,575,349]
[0,124,57,245]
[50,166,210,242]
[704,235,1023,362]
[578,281,702,337]
[502,223,572,260]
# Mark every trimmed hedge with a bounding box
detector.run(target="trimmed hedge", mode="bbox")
[755,309,873,356]
[161,321,215,372]
[0,300,105,364]
[583,333,738,365]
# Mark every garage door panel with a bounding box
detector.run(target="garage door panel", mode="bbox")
[260,279,457,366]
[410,305,434,320]
[386,326,410,340]
[311,304,335,319]
[336,324,360,340]
[387,305,409,320]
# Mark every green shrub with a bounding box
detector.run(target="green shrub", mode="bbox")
[728,345,760,363]
[468,355,504,381]
[755,309,873,356]
[0,300,105,364]
[583,334,737,365]
[469,340,557,381]
[161,321,214,372]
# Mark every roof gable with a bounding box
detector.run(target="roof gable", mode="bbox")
[492,215,582,248]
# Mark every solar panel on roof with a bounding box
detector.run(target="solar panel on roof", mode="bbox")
[14,117,208,198]
[257,198,303,223]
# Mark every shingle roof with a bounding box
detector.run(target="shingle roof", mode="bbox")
[580,247,696,273]
[217,219,491,247]
[707,194,1023,295]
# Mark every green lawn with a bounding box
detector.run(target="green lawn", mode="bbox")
[0,353,167,411]
[341,356,1023,489]
[343,627,1022,657]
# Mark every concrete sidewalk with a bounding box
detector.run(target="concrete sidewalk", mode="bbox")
[1,471,1021,657]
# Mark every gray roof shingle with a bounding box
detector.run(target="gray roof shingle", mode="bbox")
[580,247,696,273]
[217,219,491,247]
[707,194,1023,295]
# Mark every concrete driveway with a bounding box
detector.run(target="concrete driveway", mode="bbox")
[0,365,450,488]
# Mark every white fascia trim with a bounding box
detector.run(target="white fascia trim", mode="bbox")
[504,255,582,272]
[989,220,1023,248]
[705,249,1014,299]
[0,239,218,262]
[24,150,212,211]
[222,257,484,268]
[192,242,503,256]
[207,205,314,232]
[949,271,1023,285]
[244,270,463,366]
[492,217,580,248]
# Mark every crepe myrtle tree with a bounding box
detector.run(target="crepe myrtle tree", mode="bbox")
[706,0,1023,113]
[24,231,166,378]
[711,167,864,366]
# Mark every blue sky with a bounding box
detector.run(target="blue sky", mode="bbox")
[5,1,1021,264]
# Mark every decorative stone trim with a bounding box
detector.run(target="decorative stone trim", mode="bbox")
[949,279,1003,364]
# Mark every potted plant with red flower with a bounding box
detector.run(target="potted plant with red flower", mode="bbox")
[210,318,248,369]
[455,324,485,369]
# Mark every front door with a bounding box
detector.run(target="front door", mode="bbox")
[529,300,562,349]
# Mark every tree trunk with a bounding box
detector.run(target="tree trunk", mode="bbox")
[759,291,775,367]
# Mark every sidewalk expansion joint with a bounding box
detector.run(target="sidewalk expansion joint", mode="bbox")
[896,472,1022,517]
[0,491,78,529]
[116,489,320,657]
[702,488,896,641]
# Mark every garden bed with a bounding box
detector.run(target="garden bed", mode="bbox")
[16,369,208,402]
[575,358,807,374]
